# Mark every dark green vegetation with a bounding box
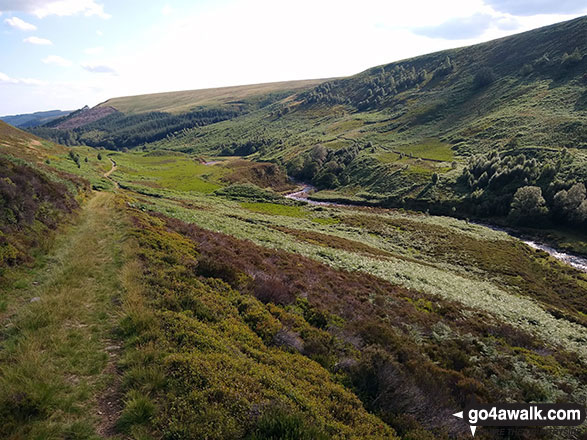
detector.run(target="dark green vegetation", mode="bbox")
[459,148,587,227]
[1,15,587,440]
[31,107,243,149]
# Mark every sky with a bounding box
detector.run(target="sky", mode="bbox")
[0,0,586,115]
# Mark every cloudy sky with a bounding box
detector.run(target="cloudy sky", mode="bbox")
[0,0,586,115]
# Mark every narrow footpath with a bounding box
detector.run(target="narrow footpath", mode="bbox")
[0,192,127,438]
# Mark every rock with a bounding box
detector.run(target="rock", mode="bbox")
[30,297,41,303]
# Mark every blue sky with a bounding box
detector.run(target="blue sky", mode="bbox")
[1,0,586,115]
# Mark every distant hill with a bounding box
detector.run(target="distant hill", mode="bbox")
[46,105,120,130]
[97,79,334,114]
[0,109,72,128]
[29,79,332,148]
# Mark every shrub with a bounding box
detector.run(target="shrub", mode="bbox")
[253,276,296,305]
[561,48,582,68]
[473,67,495,89]
[520,63,533,76]
[214,183,284,204]
[195,256,241,287]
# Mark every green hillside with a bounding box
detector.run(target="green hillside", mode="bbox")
[144,16,587,242]
[2,15,586,440]
[2,128,585,438]
[29,79,332,150]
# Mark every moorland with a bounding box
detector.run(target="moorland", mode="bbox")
[0,15,586,440]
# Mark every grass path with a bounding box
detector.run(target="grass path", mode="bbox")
[104,158,117,178]
[0,192,127,439]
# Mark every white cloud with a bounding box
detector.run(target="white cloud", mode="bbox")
[484,0,587,16]
[0,0,110,19]
[162,4,172,16]
[0,71,46,85]
[24,35,52,45]
[4,16,36,30]
[413,12,521,40]
[96,29,103,36]
[81,63,117,74]
[42,55,72,67]
[84,46,103,55]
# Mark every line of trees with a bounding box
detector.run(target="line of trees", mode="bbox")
[460,150,587,227]
[287,144,361,189]
[29,107,243,150]
[301,57,455,111]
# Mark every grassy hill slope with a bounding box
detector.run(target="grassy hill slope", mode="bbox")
[105,151,587,439]
[145,16,587,241]
[2,112,587,438]
[98,78,333,115]
[29,79,332,150]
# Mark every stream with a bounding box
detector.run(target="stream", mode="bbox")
[285,184,587,273]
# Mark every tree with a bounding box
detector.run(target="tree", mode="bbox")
[68,150,80,167]
[97,153,102,160]
[508,186,548,225]
[554,183,587,224]
[311,145,327,164]
[431,173,439,184]
[287,156,304,177]
[315,172,339,189]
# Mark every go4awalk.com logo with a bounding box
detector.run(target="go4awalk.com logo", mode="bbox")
[453,403,585,436]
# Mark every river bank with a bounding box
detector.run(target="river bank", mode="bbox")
[285,184,587,273]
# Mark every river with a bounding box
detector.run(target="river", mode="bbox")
[285,185,587,273]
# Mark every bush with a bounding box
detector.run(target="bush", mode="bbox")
[561,48,582,68]
[520,63,533,76]
[195,256,241,287]
[473,67,495,89]
[214,183,284,204]
[253,276,296,305]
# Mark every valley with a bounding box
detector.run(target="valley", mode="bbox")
[0,13,586,440]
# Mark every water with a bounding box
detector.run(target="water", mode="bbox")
[285,185,587,273]
[284,184,349,207]
[515,239,587,272]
